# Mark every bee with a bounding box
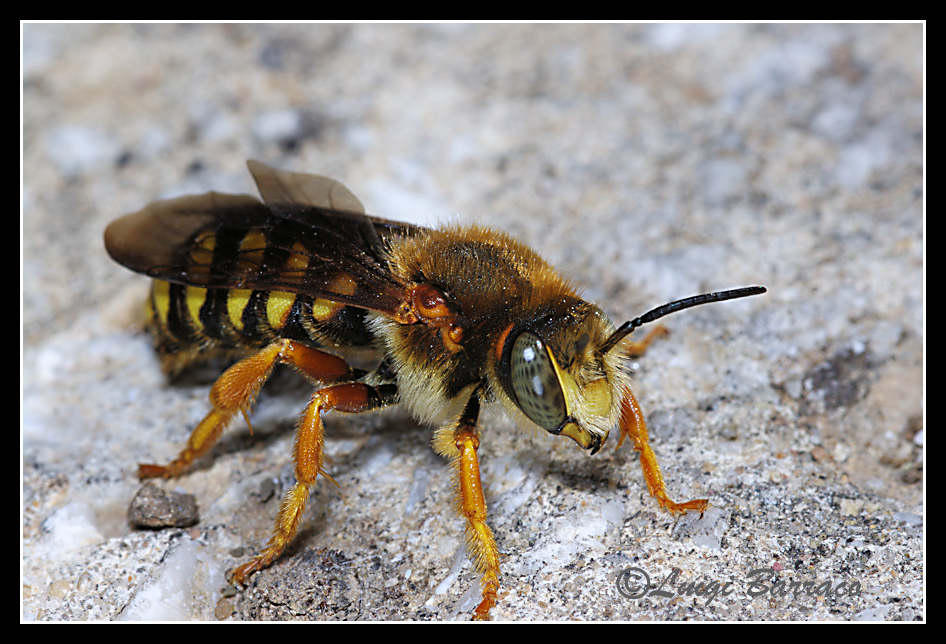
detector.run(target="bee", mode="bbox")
[104,160,765,620]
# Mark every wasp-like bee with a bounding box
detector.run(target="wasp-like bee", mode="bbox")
[104,160,765,620]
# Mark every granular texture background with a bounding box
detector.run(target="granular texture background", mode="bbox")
[23,23,923,621]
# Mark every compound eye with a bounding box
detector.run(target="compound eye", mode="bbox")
[509,332,567,432]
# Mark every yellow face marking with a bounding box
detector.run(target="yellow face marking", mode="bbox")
[185,286,208,328]
[559,421,597,451]
[548,351,612,420]
[545,348,574,418]
[266,291,296,329]
[311,297,344,321]
[152,280,171,325]
[227,288,253,330]
[582,378,613,418]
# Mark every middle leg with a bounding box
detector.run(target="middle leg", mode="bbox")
[435,393,501,620]
[230,380,399,584]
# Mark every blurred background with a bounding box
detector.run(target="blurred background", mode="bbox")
[23,23,923,621]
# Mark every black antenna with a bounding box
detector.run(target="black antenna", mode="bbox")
[599,286,767,357]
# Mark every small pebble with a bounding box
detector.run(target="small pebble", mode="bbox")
[127,482,199,529]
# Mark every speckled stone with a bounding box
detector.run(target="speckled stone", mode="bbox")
[23,23,923,622]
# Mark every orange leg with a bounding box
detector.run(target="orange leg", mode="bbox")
[139,339,356,479]
[624,324,669,357]
[231,381,398,584]
[617,385,708,515]
[435,395,500,620]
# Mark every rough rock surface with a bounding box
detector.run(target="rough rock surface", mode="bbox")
[23,23,923,621]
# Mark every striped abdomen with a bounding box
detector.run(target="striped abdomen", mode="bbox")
[148,280,375,372]
[104,187,414,374]
[144,222,380,373]
[147,280,372,371]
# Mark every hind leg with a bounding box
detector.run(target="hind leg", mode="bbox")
[138,339,356,479]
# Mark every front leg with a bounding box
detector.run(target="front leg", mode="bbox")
[618,385,708,515]
[616,329,707,515]
[435,393,500,620]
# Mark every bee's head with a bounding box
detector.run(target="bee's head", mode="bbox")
[496,303,625,455]
[496,286,766,454]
